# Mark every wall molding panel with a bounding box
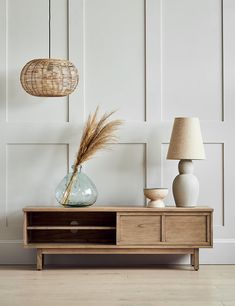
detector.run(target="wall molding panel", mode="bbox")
[161,0,223,122]
[0,0,234,263]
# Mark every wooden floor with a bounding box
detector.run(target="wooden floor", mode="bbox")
[0,265,234,306]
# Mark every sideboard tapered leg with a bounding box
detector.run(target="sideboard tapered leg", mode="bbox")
[194,249,199,271]
[37,249,43,270]
[190,253,194,266]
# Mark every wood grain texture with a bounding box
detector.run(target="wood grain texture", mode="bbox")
[190,253,194,266]
[0,265,234,305]
[165,215,209,244]
[23,206,213,270]
[118,215,161,245]
[36,249,43,271]
[23,206,213,212]
[161,215,166,242]
[41,248,194,255]
[194,248,199,271]
[24,243,212,249]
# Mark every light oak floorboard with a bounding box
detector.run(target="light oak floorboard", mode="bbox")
[0,265,234,306]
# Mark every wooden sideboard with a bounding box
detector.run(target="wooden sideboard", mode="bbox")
[23,206,213,270]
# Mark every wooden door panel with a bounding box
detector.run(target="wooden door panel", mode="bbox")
[165,215,208,244]
[118,214,161,245]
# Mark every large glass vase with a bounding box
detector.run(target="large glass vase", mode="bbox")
[55,167,98,207]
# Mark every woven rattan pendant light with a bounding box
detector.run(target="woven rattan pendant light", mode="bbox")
[20,0,79,97]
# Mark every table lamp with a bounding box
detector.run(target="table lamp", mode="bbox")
[167,117,205,207]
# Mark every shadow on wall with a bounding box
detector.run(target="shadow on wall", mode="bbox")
[45,254,190,267]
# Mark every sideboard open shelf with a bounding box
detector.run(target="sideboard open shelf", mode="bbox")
[23,206,213,270]
[26,211,116,245]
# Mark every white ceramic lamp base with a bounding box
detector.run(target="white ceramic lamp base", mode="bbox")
[173,159,199,207]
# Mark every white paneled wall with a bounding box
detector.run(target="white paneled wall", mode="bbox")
[0,0,234,264]
[85,144,146,206]
[7,144,68,227]
[85,0,146,121]
[7,0,69,122]
[162,0,223,121]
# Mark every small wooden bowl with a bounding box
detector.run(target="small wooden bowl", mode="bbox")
[144,188,169,208]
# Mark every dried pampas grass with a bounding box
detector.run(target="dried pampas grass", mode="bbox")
[73,107,123,172]
[61,107,123,205]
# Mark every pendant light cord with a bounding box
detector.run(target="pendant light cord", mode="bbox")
[49,0,51,58]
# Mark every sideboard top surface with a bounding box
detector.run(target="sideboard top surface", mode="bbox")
[23,206,213,212]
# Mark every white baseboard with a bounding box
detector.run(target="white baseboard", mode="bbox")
[200,239,235,264]
[0,240,234,265]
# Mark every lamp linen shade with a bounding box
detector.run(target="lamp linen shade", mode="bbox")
[167,117,205,160]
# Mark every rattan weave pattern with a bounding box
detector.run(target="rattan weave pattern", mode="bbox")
[20,58,79,97]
